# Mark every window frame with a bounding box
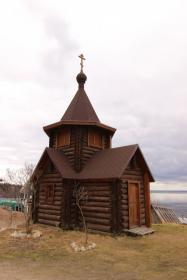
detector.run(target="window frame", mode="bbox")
[57,127,70,147]
[88,128,103,148]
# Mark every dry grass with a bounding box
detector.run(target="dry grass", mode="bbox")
[0,224,187,280]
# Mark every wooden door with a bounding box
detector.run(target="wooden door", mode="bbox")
[128,182,140,228]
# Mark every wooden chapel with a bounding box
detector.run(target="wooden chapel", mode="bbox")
[32,55,155,234]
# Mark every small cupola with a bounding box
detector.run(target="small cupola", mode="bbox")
[43,54,116,172]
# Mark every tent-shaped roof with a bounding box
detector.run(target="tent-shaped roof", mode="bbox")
[43,71,116,136]
[62,88,100,123]
[33,145,154,182]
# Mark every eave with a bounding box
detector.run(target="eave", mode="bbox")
[43,120,116,136]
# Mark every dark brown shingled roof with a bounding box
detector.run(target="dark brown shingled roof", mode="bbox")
[77,145,139,180]
[61,88,100,123]
[33,145,154,182]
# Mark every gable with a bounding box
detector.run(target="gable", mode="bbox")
[124,148,154,182]
[32,152,61,181]
[32,148,74,181]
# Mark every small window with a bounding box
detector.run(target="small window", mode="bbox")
[88,129,102,148]
[57,127,70,147]
[45,184,54,203]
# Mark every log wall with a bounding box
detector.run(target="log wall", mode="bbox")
[69,181,113,233]
[36,168,64,227]
[120,167,146,229]
[50,126,111,172]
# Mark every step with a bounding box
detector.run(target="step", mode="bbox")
[123,226,154,236]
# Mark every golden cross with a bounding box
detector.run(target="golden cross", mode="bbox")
[78,54,86,72]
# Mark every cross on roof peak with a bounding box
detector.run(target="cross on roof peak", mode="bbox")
[78,54,86,72]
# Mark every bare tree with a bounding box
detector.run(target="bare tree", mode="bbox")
[73,183,88,245]
[5,163,34,234]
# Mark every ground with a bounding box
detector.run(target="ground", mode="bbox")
[0,211,187,280]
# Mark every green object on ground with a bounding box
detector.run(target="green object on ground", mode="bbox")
[0,199,18,210]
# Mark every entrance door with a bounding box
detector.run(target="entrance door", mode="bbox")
[128,182,140,228]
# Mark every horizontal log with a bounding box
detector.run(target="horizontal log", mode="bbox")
[38,219,60,227]
[83,211,111,219]
[83,186,111,191]
[63,151,74,156]
[82,181,112,186]
[54,191,63,196]
[121,222,129,228]
[55,187,64,191]
[88,196,111,202]
[38,204,61,210]
[39,199,62,204]
[39,191,63,197]
[121,211,128,217]
[83,147,99,152]
[40,182,63,187]
[84,217,111,226]
[82,150,95,155]
[121,199,128,204]
[53,201,61,206]
[86,191,111,197]
[42,173,61,179]
[38,209,61,215]
[82,206,111,213]
[53,197,62,202]
[38,213,61,221]
[121,205,128,210]
[120,216,129,223]
[121,193,128,199]
[140,208,145,214]
[62,146,74,152]
[39,179,62,184]
[84,201,111,208]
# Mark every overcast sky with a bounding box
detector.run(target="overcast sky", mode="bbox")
[0,0,186,189]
